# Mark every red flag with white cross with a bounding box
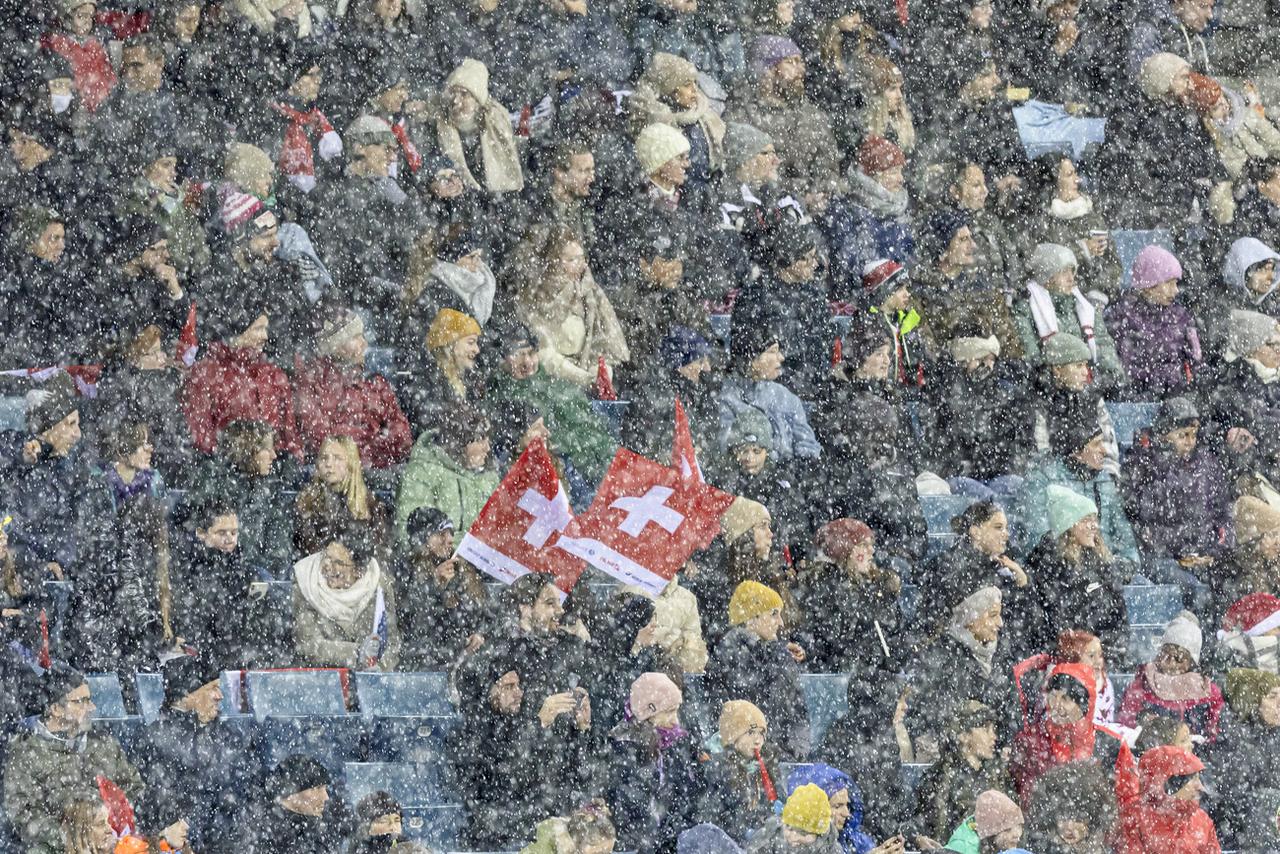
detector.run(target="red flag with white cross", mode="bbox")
[559,448,734,595]
[672,397,703,482]
[455,438,586,593]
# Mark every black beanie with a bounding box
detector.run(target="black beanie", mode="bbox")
[271,755,332,796]
[40,661,87,712]
[357,790,401,826]
[1046,671,1091,715]
[162,654,220,708]
[729,315,784,371]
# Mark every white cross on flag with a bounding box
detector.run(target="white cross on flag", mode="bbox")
[455,438,586,593]
[558,448,734,595]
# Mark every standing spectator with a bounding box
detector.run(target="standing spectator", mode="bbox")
[397,308,483,436]
[913,701,1011,844]
[629,53,727,185]
[1115,746,1219,854]
[718,324,822,461]
[39,0,116,112]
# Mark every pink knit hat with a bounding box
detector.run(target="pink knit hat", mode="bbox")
[974,790,1023,839]
[629,673,682,721]
[1130,245,1183,290]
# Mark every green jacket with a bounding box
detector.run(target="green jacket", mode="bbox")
[117,182,211,277]
[394,439,500,542]
[488,367,617,482]
[1014,290,1125,387]
[945,816,980,854]
[521,816,573,854]
[1014,454,1140,565]
[3,727,144,854]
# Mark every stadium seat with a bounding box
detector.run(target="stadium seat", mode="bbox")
[135,672,165,724]
[1106,401,1161,450]
[925,533,959,558]
[245,670,348,719]
[86,673,142,747]
[1127,624,1165,668]
[366,347,396,379]
[919,495,974,533]
[343,762,454,808]
[1122,584,1182,626]
[259,715,365,774]
[899,582,919,623]
[0,396,26,432]
[355,672,458,763]
[798,673,849,749]
[403,805,466,847]
[43,580,73,658]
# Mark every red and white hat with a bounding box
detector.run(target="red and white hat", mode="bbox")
[861,259,906,296]
[1219,592,1280,639]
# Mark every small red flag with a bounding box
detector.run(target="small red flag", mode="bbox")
[831,334,843,367]
[97,776,137,837]
[176,303,198,366]
[672,398,703,482]
[596,357,617,400]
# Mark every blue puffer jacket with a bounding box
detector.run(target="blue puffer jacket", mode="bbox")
[785,763,876,854]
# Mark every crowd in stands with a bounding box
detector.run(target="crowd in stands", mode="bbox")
[4,0,1280,850]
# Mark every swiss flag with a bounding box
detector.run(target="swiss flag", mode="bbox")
[455,438,586,593]
[176,303,198,366]
[672,397,702,482]
[96,776,136,837]
[559,449,733,595]
[596,356,617,400]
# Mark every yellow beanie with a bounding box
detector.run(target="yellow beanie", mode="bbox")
[782,783,831,836]
[719,699,767,747]
[728,580,783,626]
[426,308,482,350]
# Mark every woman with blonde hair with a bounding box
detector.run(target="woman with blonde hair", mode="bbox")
[513,226,629,389]
[294,435,388,555]
[628,53,726,183]
[61,800,116,854]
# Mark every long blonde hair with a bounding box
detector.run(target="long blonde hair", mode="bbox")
[301,436,371,521]
[61,801,113,854]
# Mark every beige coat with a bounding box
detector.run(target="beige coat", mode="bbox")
[433,99,525,195]
[292,572,401,671]
[517,270,630,388]
[622,576,708,673]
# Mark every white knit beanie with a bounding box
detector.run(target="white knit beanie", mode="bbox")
[949,335,1000,362]
[635,123,691,176]
[446,58,490,105]
[1227,308,1278,361]
[1139,52,1191,101]
[1161,610,1203,665]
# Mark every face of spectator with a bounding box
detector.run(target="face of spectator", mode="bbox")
[640,254,684,289]
[125,431,155,472]
[780,248,819,283]
[280,786,329,817]
[1072,435,1107,471]
[253,435,277,475]
[316,440,351,487]
[1259,168,1280,202]
[772,55,805,92]
[994,825,1023,852]
[197,513,240,554]
[653,152,691,188]
[86,806,116,854]
[335,328,369,366]
[431,168,465,198]
[1260,687,1280,727]
[555,153,595,198]
[49,683,95,735]
[857,343,893,381]
[671,81,700,110]
[456,251,484,273]
[735,444,768,474]
[1056,818,1089,846]
[1171,774,1204,803]
[448,86,480,126]
[1161,423,1198,458]
[65,2,96,36]
[289,66,323,104]
[1045,0,1078,21]
[1259,529,1280,561]
[172,2,202,39]
[462,435,491,470]
[375,81,409,115]
[1247,259,1277,295]
[373,0,402,20]
[1253,329,1280,369]
[137,239,171,273]
[446,334,481,372]
[31,221,65,263]
[782,826,819,848]
[122,46,164,92]
[1155,643,1194,675]
[1051,360,1090,390]
[231,314,270,352]
[9,129,51,170]
[740,143,782,185]
[749,343,785,381]
[421,528,454,561]
[835,10,862,29]
[1079,637,1105,674]
[961,353,996,376]
[774,0,794,23]
[144,155,179,194]
[1173,0,1213,31]
[875,165,905,194]
[489,670,524,713]
[505,345,540,380]
[321,543,364,590]
[968,510,1009,556]
[1055,158,1081,201]
[649,706,681,728]
[882,285,912,313]
[1067,514,1100,550]
[556,240,588,281]
[966,600,1003,643]
[676,355,711,383]
[42,410,82,457]
[827,789,850,832]
[1045,266,1077,294]
[730,721,767,757]
[747,606,783,641]
[943,226,977,268]
[844,539,874,575]
[524,583,563,633]
[1142,278,1179,306]
[659,0,696,13]
[247,223,280,262]
[960,722,997,760]
[953,165,988,210]
[369,813,402,838]
[969,0,992,27]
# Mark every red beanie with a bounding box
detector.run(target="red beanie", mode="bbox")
[858,136,905,176]
[817,518,874,561]
[1186,72,1223,115]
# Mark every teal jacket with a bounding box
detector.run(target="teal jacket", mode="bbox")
[1014,454,1140,565]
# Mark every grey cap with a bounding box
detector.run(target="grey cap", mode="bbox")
[723,122,773,177]
[726,407,773,451]
[1041,332,1091,366]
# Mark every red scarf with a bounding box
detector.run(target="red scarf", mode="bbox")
[755,748,777,803]
[41,32,116,111]
[391,117,422,173]
[271,102,333,178]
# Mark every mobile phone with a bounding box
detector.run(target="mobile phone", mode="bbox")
[1089,229,1108,237]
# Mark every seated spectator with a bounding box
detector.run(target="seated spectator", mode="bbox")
[115,144,209,278]
[1213,668,1280,844]
[1238,161,1280,244]
[243,59,343,199]
[95,325,191,482]
[913,701,1010,844]
[397,227,496,352]
[2,664,143,854]
[1015,243,1125,390]
[294,309,413,469]
[1106,246,1201,397]
[1121,397,1230,564]
[349,790,406,854]
[1029,156,1121,303]
[1029,332,1119,466]
[1209,499,1280,631]
[58,800,118,854]
[620,574,709,675]
[395,404,499,540]
[608,673,700,854]
[1115,746,1219,854]
[1118,611,1225,742]
[292,532,400,671]
[621,326,717,466]
[795,518,902,676]
[855,259,925,387]
[718,323,821,461]
[515,226,630,389]
[745,781,833,854]
[398,308,483,435]
[713,409,807,557]
[426,58,524,196]
[785,764,878,854]
[39,0,116,112]
[0,524,46,730]
[859,57,915,156]
[945,162,1024,293]
[395,508,490,669]
[1188,74,1280,181]
[697,700,780,842]
[943,789,1024,854]
[828,137,915,293]
[1215,593,1280,674]
[1208,237,1280,347]
[628,53,727,186]
[181,307,300,458]
[523,800,618,854]
[588,593,679,730]
[707,581,809,759]
[1055,630,1122,727]
[1201,310,1280,469]
[240,756,349,853]
[294,435,389,556]
[191,420,297,571]
[1024,761,1117,854]
[905,587,1014,749]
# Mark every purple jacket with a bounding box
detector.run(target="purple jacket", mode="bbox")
[1105,294,1201,396]
[1121,437,1231,559]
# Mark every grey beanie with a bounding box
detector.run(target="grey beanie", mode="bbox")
[1228,308,1278,360]
[26,373,79,436]
[1030,243,1079,283]
[724,122,773,177]
[1152,396,1199,435]
[726,408,774,452]
[1042,332,1092,366]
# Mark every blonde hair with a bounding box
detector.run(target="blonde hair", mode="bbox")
[304,436,371,521]
[62,801,111,854]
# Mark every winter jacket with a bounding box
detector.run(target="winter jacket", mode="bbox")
[631,3,741,87]
[745,816,843,854]
[2,725,143,854]
[183,342,301,457]
[294,484,390,558]
[697,745,783,844]
[172,536,266,671]
[292,556,401,671]
[620,577,709,674]
[189,455,299,573]
[0,438,92,569]
[394,438,500,541]
[309,174,417,310]
[40,30,116,111]
[115,180,211,277]
[1118,661,1226,742]
[294,356,413,469]
[1116,746,1220,854]
[396,559,492,669]
[1014,288,1126,389]
[825,174,916,295]
[905,632,1017,746]
[1034,197,1122,301]
[724,94,843,201]
[794,559,902,675]
[707,627,810,759]
[926,360,1030,480]
[718,375,821,460]
[95,364,192,482]
[913,750,1013,842]
[607,718,703,854]
[1105,294,1202,396]
[622,368,721,467]
[910,538,1035,647]
[1121,436,1231,560]
[730,271,838,395]
[1015,455,1140,565]
[0,254,103,369]
[1200,357,1280,467]
[240,798,351,854]
[915,267,1023,360]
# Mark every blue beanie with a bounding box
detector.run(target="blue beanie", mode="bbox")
[661,326,711,369]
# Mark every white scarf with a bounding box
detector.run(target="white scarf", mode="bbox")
[1220,630,1280,673]
[431,260,496,325]
[1027,280,1097,360]
[1049,194,1094,220]
[947,624,997,677]
[1248,357,1280,385]
[294,551,383,631]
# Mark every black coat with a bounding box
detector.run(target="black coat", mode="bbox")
[729,271,836,396]
[905,632,1016,746]
[607,719,703,854]
[794,559,903,675]
[696,744,783,844]
[911,540,1034,650]
[1023,534,1129,656]
[450,703,547,849]
[707,627,810,760]
[172,536,264,671]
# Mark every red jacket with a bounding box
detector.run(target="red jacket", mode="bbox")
[294,357,412,468]
[1117,746,1219,854]
[1117,663,1225,742]
[40,32,116,111]
[182,342,300,456]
